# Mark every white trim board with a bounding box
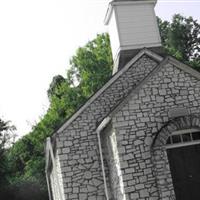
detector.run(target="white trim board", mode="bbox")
[165,140,200,149]
[56,49,163,134]
[108,57,169,117]
[108,56,200,118]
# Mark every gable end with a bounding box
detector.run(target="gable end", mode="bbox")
[56,49,163,134]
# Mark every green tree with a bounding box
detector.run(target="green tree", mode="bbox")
[47,75,66,100]
[2,33,113,200]
[158,14,200,69]
[0,119,16,186]
[0,119,18,200]
[0,119,16,154]
[157,17,170,47]
[68,33,113,96]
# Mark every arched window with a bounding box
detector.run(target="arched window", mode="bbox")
[152,115,200,200]
[152,115,200,147]
[166,128,200,149]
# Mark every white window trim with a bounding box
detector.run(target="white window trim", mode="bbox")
[165,128,200,149]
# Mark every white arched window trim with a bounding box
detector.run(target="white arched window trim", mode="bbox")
[165,128,200,149]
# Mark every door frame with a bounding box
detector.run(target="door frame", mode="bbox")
[166,143,200,200]
[151,115,200,200]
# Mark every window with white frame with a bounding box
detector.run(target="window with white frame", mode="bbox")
[166,128,200,148]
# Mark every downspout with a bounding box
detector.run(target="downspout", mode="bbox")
[96,117,111,200]
[46,173,52,200]
[45,138,53,200]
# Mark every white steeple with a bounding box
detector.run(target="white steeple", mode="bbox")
[104,0,162,73]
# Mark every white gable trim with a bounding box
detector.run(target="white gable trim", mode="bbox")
[56,49,163,134]
[108,56,200,117]
[45,137,53,172]
[168,56,200,80]
[108,57,169,117]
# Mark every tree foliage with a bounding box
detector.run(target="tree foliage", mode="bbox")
[0,119,16,186]
[0,33,113,200]
[0,119,15,153]
[158,14,200,70]
[68,33,113,96]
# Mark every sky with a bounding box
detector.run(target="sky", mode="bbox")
[0,0,200,138]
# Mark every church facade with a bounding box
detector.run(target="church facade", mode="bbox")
[45,1,200,200]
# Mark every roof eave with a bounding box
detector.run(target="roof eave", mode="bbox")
[53,48,163,136]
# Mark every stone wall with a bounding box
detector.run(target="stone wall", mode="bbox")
[112,62,200,200]
[55,55,158,199]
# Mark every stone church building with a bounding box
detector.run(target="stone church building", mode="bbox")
[45,0,200,200]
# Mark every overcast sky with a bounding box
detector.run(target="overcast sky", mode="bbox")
[0,0,199,138]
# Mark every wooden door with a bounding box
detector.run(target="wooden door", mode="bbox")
[167,144,200,200]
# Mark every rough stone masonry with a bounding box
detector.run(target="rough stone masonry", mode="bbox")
[45,49,200,200]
